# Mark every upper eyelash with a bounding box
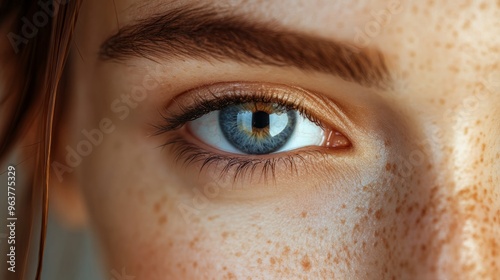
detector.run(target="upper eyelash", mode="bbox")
[153,86,325,135]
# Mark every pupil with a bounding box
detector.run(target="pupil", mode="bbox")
[252,111,270,129]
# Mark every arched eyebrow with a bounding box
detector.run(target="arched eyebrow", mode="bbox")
[99,5,391,88]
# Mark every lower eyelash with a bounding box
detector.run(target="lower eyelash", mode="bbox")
[161,135,324,183]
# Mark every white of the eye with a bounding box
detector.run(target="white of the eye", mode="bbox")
[188,110,325,154]
[189,111,241,153]
[274,112,324,152]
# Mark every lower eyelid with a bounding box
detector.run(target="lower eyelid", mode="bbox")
[160,132,359,187]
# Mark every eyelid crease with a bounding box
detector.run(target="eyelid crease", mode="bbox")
[153,82,355,145]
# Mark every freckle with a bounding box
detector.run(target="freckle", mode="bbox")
[282,246,290,256]
[257,258,262,264]
[251,213,261,220]
[222,232,229,239]
[448,65,459,73]
[208,215,220,221]
[352,223,360,233]
[480,2,488,9]
[235,252,242,257]
[463,20,471,29]
[192,261,198,268]
[270,257,276,265]
[158,215,167,225]
[340,219,346,225]
[385,163,391,171]
[411,5,419,14]
[301,255,312,271]
[341,204,346,209]
[189,237,199,249]
[301,211,307,218]
[153,195,168,213]
[375,209,383,220]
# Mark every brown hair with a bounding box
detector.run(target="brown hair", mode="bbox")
[0,1,81,279]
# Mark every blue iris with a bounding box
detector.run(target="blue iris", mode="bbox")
[219,103,297,154]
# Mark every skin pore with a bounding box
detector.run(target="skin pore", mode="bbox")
[50,0,499,279]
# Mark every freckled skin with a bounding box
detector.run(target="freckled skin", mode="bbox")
[60,0,500,279]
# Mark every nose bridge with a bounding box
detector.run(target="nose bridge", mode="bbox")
[435,93,500,277]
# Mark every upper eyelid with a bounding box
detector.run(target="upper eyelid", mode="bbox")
[154,82,355,142]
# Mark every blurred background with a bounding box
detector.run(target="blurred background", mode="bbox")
[0,157,105,280]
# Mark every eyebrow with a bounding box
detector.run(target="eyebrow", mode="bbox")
[99,5,390,87]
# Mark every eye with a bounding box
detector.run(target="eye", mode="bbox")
[187,102,325,155]
[155,82,352,179]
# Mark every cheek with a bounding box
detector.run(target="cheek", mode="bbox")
[110,202,357,279]
[74,124,410,279]
[79,165,389,280]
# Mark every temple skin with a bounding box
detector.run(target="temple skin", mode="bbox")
[50,0,500,279]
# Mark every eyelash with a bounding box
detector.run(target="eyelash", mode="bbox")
[161,135,329,182]
[155,88,324,132]
[153,84,344,182]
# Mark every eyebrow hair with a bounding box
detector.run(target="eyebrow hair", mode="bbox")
[99,5,390,87]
